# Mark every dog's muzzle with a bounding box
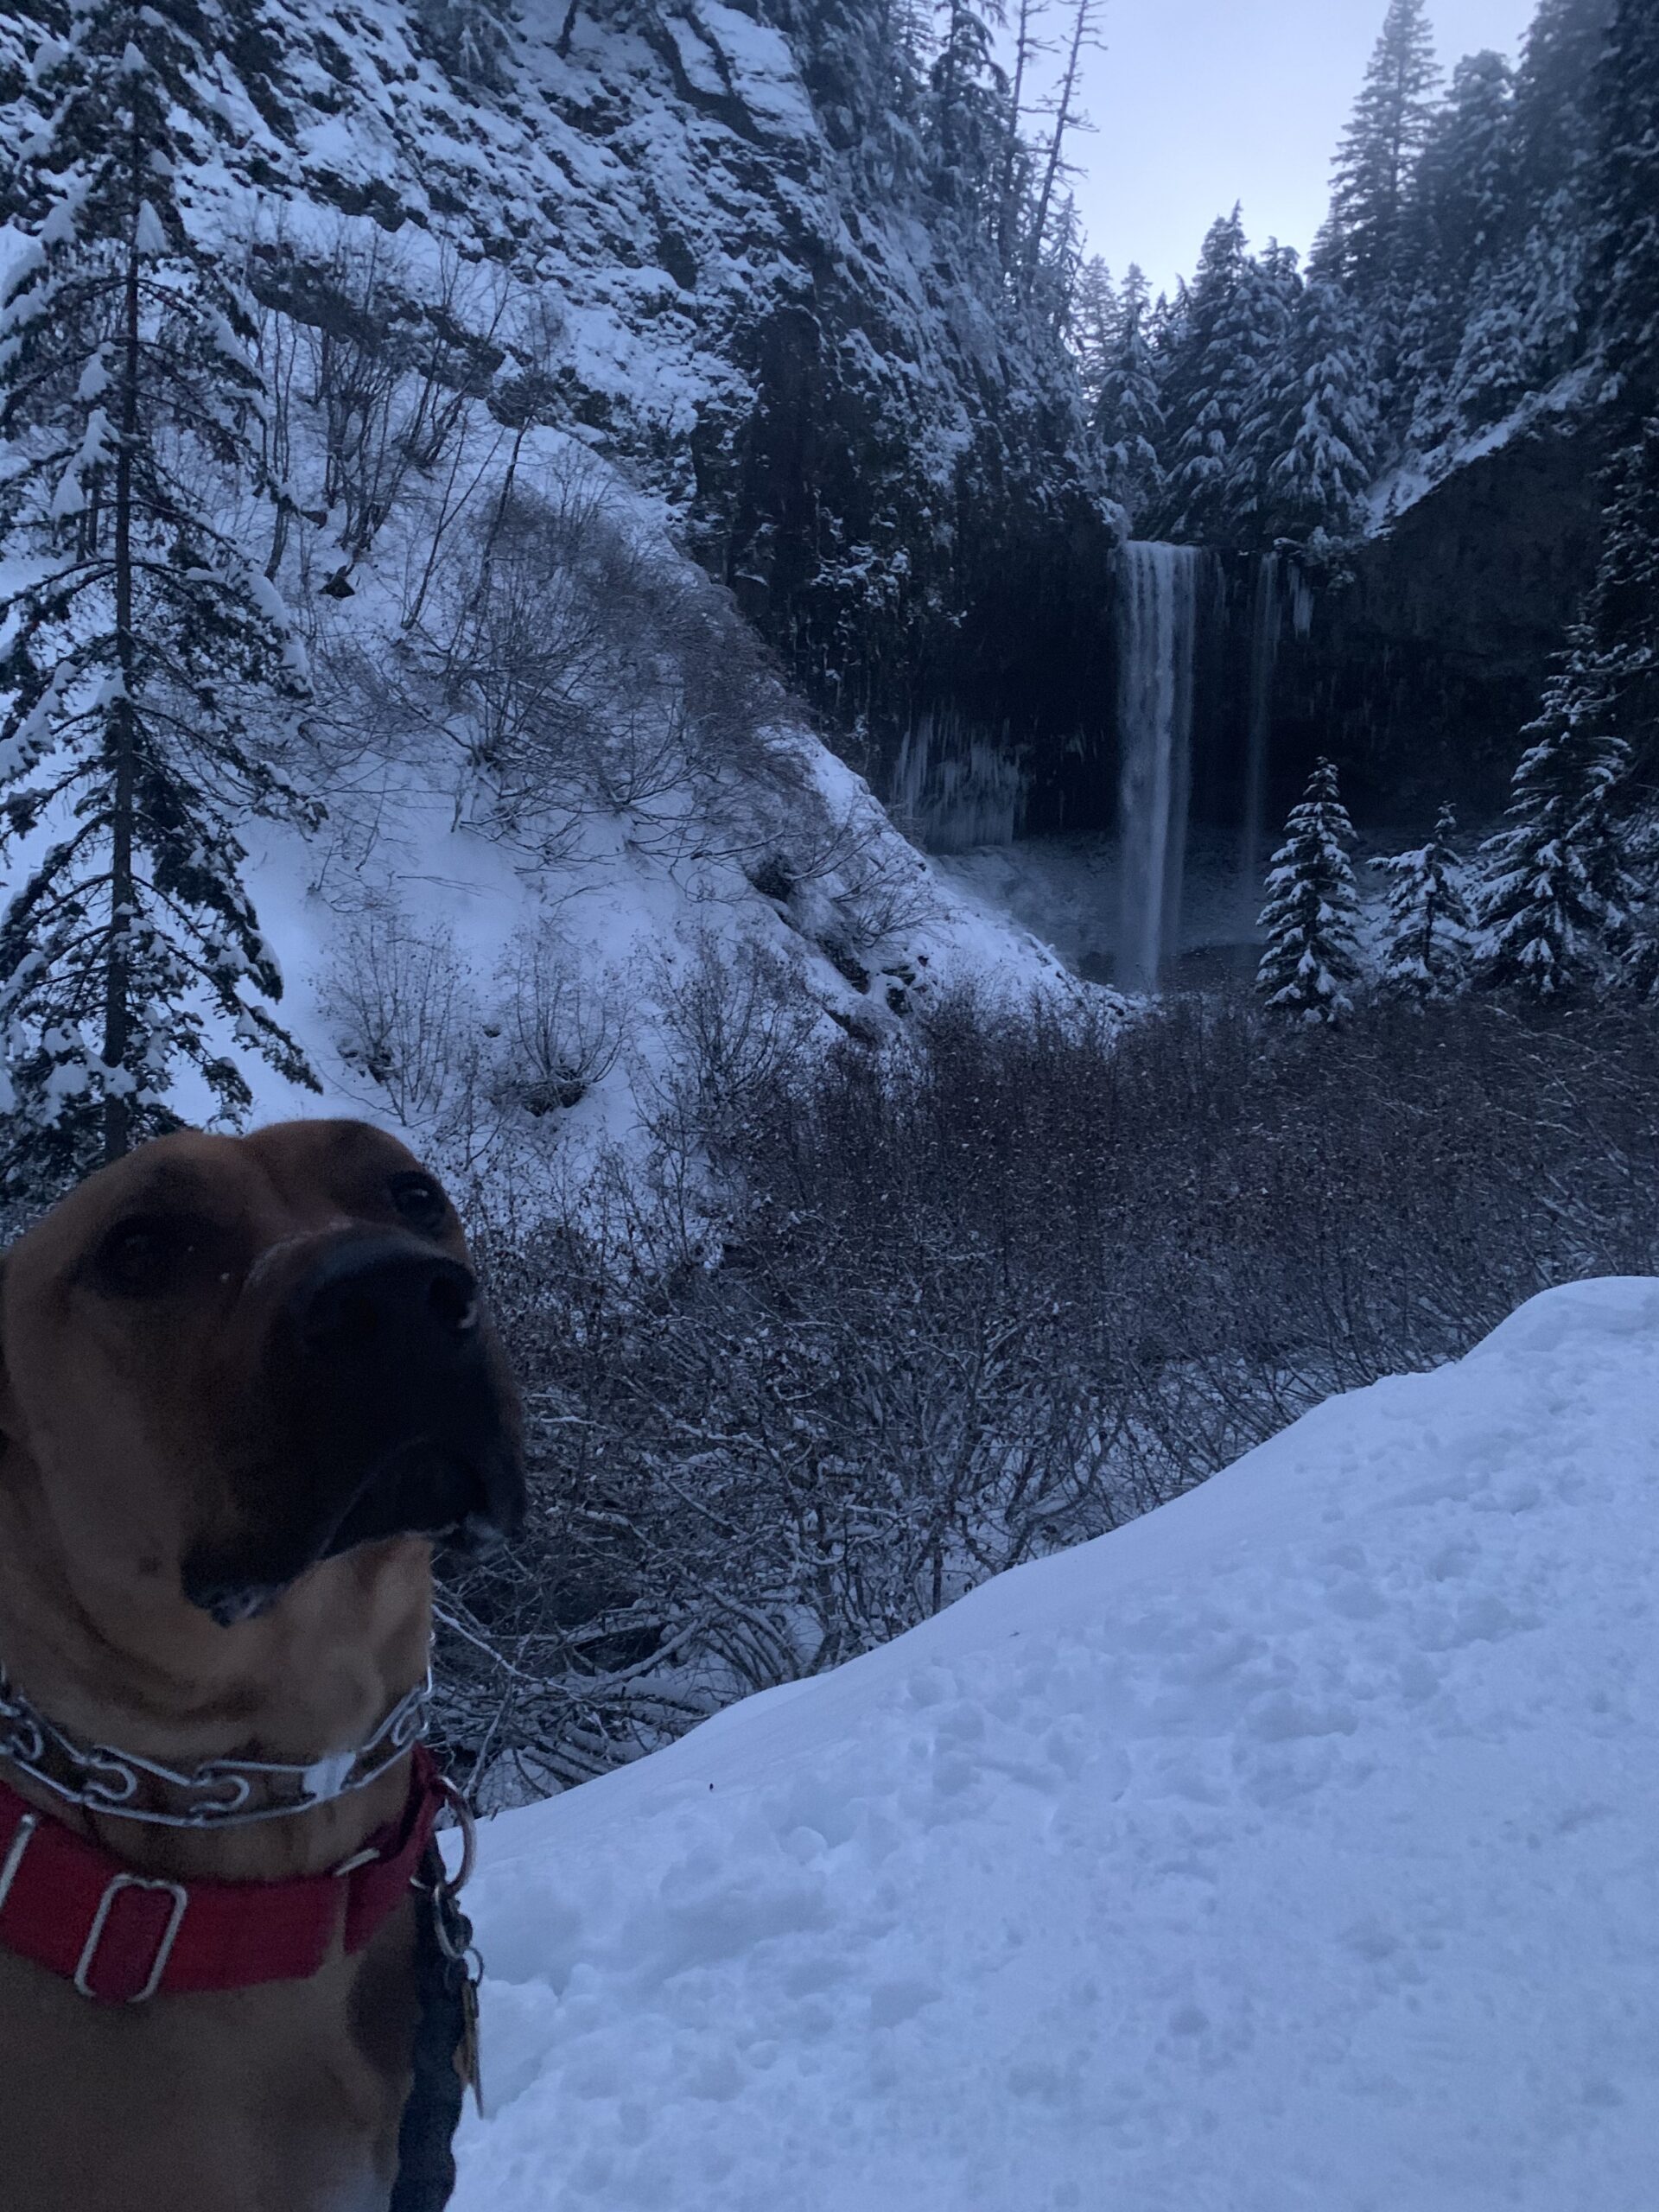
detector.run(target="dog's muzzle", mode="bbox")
[182,1232,525,1624]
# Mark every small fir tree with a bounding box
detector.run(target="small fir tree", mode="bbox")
[0,3,320,1190]
[1256,758,1364,1021]
[1379,804,1473,999]
[1474,632,1639,997]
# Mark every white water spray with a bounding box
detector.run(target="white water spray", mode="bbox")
[1116,543,1204,992]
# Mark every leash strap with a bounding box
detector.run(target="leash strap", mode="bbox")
[390,1840,483,2212]
[0,1745,446,2003]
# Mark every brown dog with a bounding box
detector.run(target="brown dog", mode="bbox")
[0,1119,524,2211]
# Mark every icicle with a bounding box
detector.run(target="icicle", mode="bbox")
[1290,567,1316,639]
[891,713,1023,853]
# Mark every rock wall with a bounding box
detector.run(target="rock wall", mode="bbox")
[1269,422,1605,831]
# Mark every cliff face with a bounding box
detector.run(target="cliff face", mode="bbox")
[1271,421,1605,829]
[0,0,1114,762]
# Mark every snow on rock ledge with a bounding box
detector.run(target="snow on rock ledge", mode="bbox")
[449,1276,1659,2212]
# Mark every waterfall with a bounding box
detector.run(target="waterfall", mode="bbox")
[1116,543,1204,993]
[1239,552,1282,926]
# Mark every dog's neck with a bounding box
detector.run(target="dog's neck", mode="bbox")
[0,1524,435,1885]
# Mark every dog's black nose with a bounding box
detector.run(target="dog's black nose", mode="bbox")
[289,1237,480,1367]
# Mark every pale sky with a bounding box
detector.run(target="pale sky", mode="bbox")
[1063,0,1542,295]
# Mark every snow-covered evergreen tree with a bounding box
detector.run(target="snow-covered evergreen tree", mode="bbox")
[1395,49,1522,438]
[1264,276,1379,547]
[925,0,1010,224]
[1070,254,1116,407]
[1256,758,1364,1022]
[1157,210,1285,543]
[1443,262,1531,435]
[0,2,319,1188]
[1224,239,1303,547]
[1093,264,1164,524]
[1412,50,1514,296]
[1474,633,1638,997]
[1313,0,1443,310]
[1379,804,1473,999]
[1583,0,1659,958]
[1511,0,1616,217]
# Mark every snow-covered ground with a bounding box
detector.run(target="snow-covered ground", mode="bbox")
[449,1276,1659,2212]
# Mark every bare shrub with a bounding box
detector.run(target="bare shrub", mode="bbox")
[493,933,625,1115]
[645,932,824,1144]
[436,987,1659,1808]
[830,832,938,957]
[408,467,788,847]
[250,229,507,570]
[319,904,480,1128]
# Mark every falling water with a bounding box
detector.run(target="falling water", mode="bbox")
[1238,552,1282,926]
[1116,543,1204,993]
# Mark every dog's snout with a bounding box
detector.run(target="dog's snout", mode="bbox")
[289,1239,480,1367]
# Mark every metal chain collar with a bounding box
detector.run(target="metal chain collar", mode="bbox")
[0,1662,431,1829]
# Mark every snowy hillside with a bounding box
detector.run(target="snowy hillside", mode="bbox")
[0,0,1087,1170]
[448,1277,1659,2212]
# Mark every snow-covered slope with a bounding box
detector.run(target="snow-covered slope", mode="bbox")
[448,1276,1659,2212]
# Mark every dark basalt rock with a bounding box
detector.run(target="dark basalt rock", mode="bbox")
[1272,422,1605,830]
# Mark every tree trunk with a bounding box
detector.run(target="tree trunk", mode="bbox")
[997,0,1044,273]
[103,119,143,1165]
[1027,0,1094,290]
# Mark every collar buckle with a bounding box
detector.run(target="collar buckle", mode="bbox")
[73,1872,189,2004]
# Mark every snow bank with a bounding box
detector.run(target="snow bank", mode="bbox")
[449,1276,1659,2212]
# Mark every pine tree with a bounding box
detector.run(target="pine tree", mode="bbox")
[1157,210,1285,543]
[1379,804,1473,998]
[1224,239,1303,547]
[1256,758,1364,1021]
[1314,0,1442,310]
[0,3,320,1189]
[1511,0,1616,217]
[1070,253,1116,406]
[1444,262,1530,434]
[926,0,1009,223]
[1093,264,1164,523]
[1412,50,1514,295]
[1409,52,1525,438]
[1538,0,1659,823]
[1474,632,1638,996]
[1263,275,1378,547]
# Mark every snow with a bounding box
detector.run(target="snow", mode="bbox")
[449,1276,1659,2212]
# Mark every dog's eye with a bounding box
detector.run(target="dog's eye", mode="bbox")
[388,1172,448,1235]
[94,1215,211,1298]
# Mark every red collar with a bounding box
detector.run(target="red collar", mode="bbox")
[0,1743,446,2005]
